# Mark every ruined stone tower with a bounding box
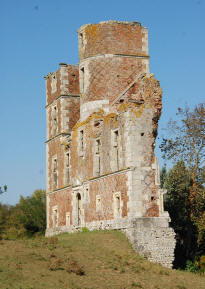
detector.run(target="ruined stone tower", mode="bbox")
[45,21,175,268]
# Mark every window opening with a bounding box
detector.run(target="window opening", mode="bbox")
[95,139,101,176]
[79,33,84,47]
[80,67,84,93]
[53,106,57,135]
[51,73,57,94]
[79,130,84,156]
[72,74,76,80]
[65,152,70,184]
[76,193,81,226]
[114,193,121,218]
[116,196,120,215]
[53,208,58,227]
[53,158,57,188]
[113,130,119,170]
[66,212,70,227]
[96,195,102,212]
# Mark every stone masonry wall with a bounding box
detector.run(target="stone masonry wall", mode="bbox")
[125,218,176,268]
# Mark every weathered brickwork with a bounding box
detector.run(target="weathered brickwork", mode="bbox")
[45,21,176,268]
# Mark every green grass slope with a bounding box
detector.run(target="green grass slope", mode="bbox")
[0,230,204,289]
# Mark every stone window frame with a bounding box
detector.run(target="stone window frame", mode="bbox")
[113,192,122,218]
[111,128,120,172]
[93,137,101,177]
[64,149,70,186]
[83,184,90,204]
[51,72,57,94]
[80,66,85,94]
[96,194,102,212]
[72,188,84,227]
[52,205,58,228]
[78,128,84,158]
[52,104,58,136]
[66,212,71,227]
[52,155,58,190]
[79,32,84,47]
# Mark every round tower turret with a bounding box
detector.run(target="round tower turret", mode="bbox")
[78,21,149,120]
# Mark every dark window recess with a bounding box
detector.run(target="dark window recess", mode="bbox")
[80,67,84,92]
[72,74,76,80]
[79,130,84,155]
[94,120,102,127]
[79,33,84,46]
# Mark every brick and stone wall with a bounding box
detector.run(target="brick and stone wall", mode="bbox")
[45,21,176,268]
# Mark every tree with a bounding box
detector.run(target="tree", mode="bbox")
[160,103,205,218]
[0,203,10,239]
[163,161,197,268]
[160,103,205,265]
[160,165,167,189]
[16,189,46,235]
[0,185,7,195]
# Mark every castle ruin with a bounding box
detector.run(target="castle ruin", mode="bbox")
[45,21,176,268]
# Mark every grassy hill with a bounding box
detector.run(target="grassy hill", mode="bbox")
[0,230,204,289]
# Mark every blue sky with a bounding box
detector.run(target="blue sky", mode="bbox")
[1,0,205,205]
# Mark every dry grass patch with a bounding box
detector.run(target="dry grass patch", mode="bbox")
[0,230,204,289]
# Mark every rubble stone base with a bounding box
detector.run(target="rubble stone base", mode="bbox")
[124,217,176,268]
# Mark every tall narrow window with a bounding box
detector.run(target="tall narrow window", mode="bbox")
[113,130,119,171]
[113,193,121,218]
[51,73,57,94]
[80,67,84,93]
[53,158,57,189]
[95,139,101,176]
[65,151,70,185]
[79,33,84,47]
[79,130,84,157]
[66,212,70,227]
[76,193,81,226]
[96,195,102,212]
[52,106,57,136]
[52,207,58,227]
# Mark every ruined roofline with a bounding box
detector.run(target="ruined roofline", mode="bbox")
[78,20,143,32]
[44,63,79,79]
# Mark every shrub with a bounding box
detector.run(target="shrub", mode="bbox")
[82,227,90,233]
[65,259,85,275]
[185,260,199,273]
[199,255,205,272]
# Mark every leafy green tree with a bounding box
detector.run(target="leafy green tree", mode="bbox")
[0,203,10,239]
[2,205,27,239]
[16,189,46,236]
[160,103,205,265]
[0,189,46,239]
[164,161,197,268]
[160,103,205,218]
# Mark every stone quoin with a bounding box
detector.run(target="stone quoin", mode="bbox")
[45,21,176,268]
